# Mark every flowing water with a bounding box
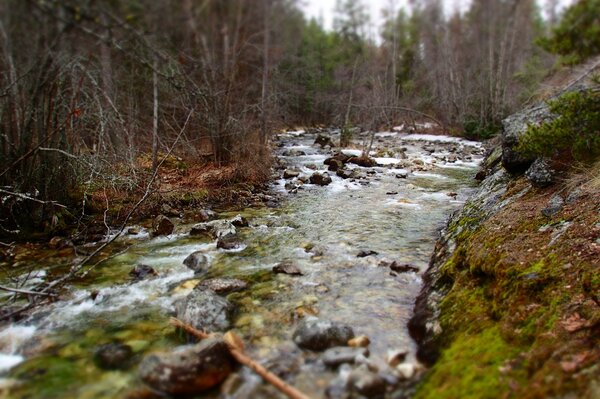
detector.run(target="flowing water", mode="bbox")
[0,130,484,398]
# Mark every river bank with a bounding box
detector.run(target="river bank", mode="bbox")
[408,80,600,398]
[0,127,485,398]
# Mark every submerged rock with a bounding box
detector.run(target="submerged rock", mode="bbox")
[129,264,158,281]
[139,338,233,396]
[322,346,369,368]
[310,172,333,186]
[183,251,210,274]
[216,235,243,250]
[176,288,233,333]
[273,261,304,276]
[198,278,248,295]
[389,262,419,274]
[526,158,555,187]
[347,366,386,397]
[293,317,355,351]
[94,343,133,370]
[152,215,174,236]
[357,250,378,258]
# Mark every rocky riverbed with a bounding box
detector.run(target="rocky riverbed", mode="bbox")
[0,128,485,398]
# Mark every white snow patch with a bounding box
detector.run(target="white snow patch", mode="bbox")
[374,157,401,166]
[400,134,482,147]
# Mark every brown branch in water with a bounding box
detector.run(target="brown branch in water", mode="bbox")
[169,318,311,399]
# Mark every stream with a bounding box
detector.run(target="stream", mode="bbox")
[0,129,484,398]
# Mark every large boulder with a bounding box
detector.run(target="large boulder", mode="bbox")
[152,215,174,236]
[139,338,234,396]
[310,172,333,186]
[293,317,355,351]
[501,103,553,174]
[176,288,233,333]
[183,251,210,274]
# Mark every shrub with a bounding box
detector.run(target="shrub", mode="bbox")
[517,88,600,161]
[537,0,600,65]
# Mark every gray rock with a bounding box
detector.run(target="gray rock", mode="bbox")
[322,346,369,368]
[357,250,378,258]
[525,158,554,187]
[198,278,248,295]
[541,195,564,217]
[139,338,233,396]
[176,288,233,333]
[94,343,133,370]
[152,215,174,236]
[395,171,408,179]
[190,220,236,239]
[310,172,333,186]
[347,366,386,397]
[293,317,355,351]
[183,251,210,274]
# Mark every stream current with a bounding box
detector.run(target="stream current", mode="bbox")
[0,129,483,398]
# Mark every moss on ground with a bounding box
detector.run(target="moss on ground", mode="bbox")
[416,172,600,398]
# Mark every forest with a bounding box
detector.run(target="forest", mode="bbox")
[0,1,599,398]
[0,0,576,237]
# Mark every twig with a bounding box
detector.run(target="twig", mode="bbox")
[170,318,311,399]
[0,284,57,297]
[0,188,67,209]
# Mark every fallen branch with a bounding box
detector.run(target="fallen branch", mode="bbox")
[0,188,67,209]
[0,284,58,297]
[170,318,311,399]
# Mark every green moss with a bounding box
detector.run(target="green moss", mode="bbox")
[415,327,523,399]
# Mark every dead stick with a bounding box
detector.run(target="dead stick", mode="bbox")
[170,318,311,399]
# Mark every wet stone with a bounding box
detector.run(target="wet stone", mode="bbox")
[310,172,333,186]
[273,261,303,276]
[93,343,133,370]
[217,235,243,250]
[293,317,355,351]
[198,278,248,295]
[139,338,233,396]
[231,214,249,227]
[129,264,158,281]
[284,169,300,179]
[183,251,210,274]
[347,366,386,397]
[322,346,369,368]
[176,288,233,333]
[152,215,174,236]
[389,262,419,274]
[198,209,218,222]
[357,250,378,258]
